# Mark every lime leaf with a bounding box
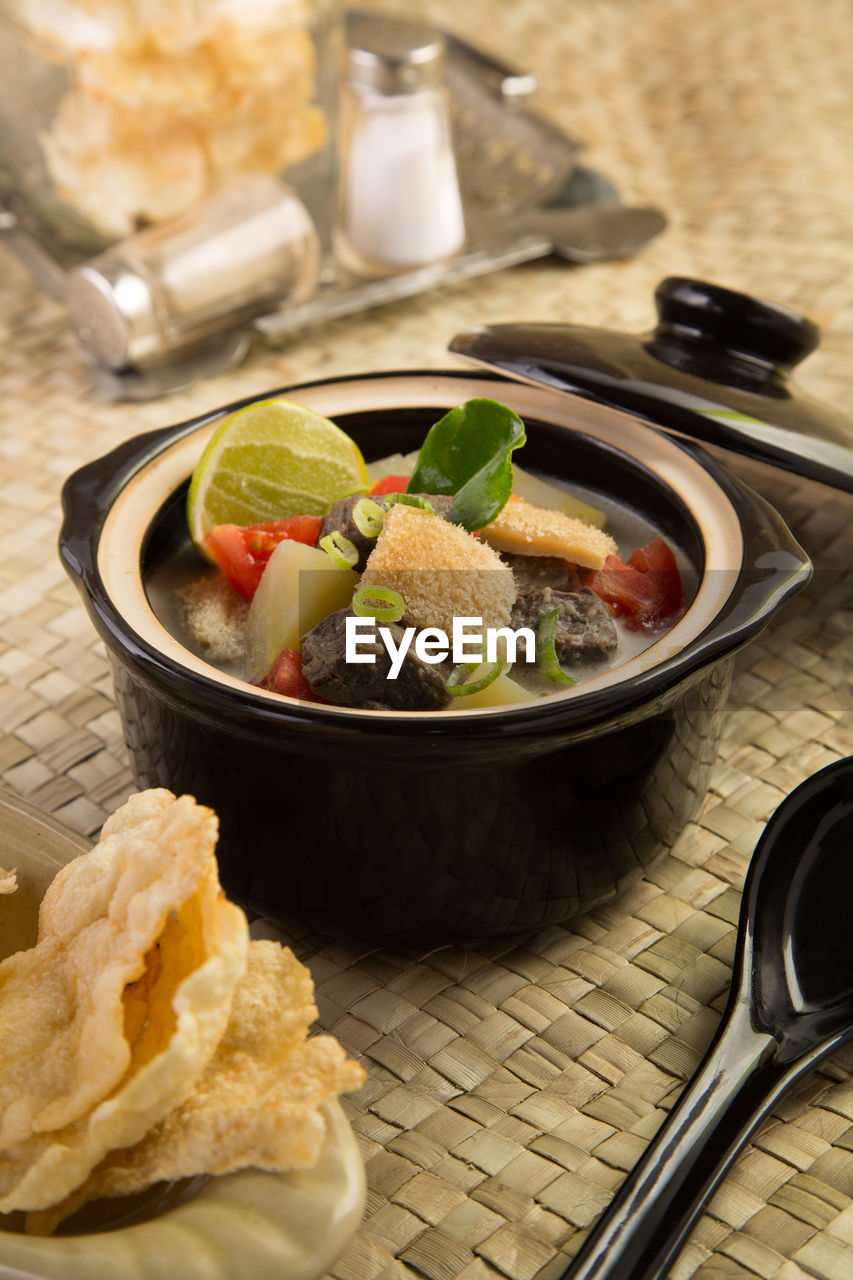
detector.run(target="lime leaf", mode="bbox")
[406,399,526,531]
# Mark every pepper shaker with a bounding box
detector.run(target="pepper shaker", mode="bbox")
[334,13,466,276]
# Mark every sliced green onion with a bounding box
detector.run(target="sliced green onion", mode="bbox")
[320,531,359,570]
[352,497,385,537]
[352,584,405,623]
[447,657,504,697]
[383,493,435,514]
[538,607,577,686]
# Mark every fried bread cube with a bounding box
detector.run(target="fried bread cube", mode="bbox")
[479,495,617,569]
[362,503,516,635]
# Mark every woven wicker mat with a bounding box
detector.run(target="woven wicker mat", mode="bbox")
[1,0,853,1276]
[271,459,853,1280]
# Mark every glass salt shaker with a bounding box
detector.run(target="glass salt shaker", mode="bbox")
[65,174,320,370]
[334,13,466,276]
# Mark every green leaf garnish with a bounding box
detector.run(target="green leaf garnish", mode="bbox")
[538,608,577,686]
[406,399,526,531]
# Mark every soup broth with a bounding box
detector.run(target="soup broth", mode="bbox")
[146,457,697,710]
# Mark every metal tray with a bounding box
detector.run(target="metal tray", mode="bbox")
[0,22,665,398]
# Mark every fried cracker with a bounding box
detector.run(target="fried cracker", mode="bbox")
[0,791,248,1214]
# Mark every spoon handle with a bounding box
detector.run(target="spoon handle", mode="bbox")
[561,1003,791,1280]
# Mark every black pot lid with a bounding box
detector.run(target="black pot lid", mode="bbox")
[449,276,853,494]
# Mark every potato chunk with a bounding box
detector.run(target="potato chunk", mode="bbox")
[246,540,358,682]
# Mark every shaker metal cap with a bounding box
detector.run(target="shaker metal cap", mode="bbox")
[65,262,159,371]
[345,12,446,93]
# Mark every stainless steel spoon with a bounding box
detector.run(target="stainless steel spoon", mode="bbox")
[561,755,853,1280]
[514,203,667,264]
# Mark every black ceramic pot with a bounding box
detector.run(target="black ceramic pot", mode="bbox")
[60,368,809,942]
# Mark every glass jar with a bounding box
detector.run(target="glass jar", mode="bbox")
[334,12,465,276]
[0,0,340,253]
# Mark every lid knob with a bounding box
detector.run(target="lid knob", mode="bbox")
[652,277,820,373]
[650,272,819,368]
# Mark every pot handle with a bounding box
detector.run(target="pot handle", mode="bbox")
[59,377,344,591]
[672,450,812,673]
[61,422,184,594]
[58,390,243,594]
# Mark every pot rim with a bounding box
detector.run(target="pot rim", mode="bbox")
[62,369,811,730]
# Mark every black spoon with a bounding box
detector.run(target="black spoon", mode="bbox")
[561,755,853,1280]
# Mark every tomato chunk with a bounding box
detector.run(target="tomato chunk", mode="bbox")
[368,473,411,496]
[587,536,684,632]
[257,649,319,700]
[204,515,323,600]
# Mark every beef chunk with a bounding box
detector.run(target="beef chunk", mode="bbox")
[505,553,618,665]
[511,585,618,664]
[502,553,582,595]
[318,494,455,572]
[301,608,450,711]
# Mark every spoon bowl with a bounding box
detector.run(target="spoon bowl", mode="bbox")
[563,755,853,1280]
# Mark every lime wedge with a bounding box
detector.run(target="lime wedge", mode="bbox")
[187,399,369,552]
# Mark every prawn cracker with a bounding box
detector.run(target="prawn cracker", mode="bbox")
[33,941,366,1232]
[0,790,249,1213]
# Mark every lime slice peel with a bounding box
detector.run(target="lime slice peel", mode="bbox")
[187,399,368,552]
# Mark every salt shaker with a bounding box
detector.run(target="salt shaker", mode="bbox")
[334,13,466,276]
[65,174,320,370]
